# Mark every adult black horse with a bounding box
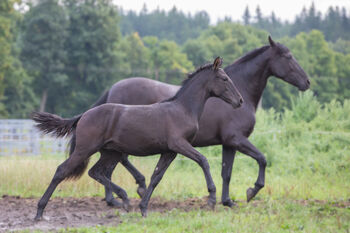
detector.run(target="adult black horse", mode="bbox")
[68,36,310,207]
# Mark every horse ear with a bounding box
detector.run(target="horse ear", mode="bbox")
[268,35,276,47]
[213,57,223,70]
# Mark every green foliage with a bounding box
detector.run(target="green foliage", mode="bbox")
[61,0,121,116]
[143,36,193,84]
[246,3,350,42]
[183,22,267,67]
[0,0,16,116]
[120,6,210,44]
[20,0,68,113]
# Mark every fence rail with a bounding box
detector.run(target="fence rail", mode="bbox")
[0,119,68,156]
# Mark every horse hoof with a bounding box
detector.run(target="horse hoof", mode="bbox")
[107,199,123,208]
[34,215,42,221]
[123,201,131,212]
[246,187,255,202]
[207,199,216,209]
[141,210,148,218]
[222,199,235,207]
[137,187,146,198]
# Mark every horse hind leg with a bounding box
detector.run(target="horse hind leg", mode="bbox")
[88,151,130,211]
[103,152,146,206]
[35,149,95,221]
[120,154,146,198]
[101,150,123,207]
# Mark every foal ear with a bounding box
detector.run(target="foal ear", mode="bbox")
[268,35,276,47]
[213,57,223,70]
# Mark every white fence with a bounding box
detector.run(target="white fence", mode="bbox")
[0,119,68,156]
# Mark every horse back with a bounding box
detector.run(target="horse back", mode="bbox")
[108,77,179,105]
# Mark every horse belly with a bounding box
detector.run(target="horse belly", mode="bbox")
[111,114,168,156]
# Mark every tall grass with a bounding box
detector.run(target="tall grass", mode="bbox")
[1,91,349,201]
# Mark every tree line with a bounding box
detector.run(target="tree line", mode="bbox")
[0,0,349,118]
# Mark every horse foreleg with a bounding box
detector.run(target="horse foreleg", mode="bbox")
[139,152,176,217]
[235,138,266,202]
[170,139,216,208]
[221,146,236,207]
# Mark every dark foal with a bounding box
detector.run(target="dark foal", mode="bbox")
[32,57,243,219]
[67,36,310,207]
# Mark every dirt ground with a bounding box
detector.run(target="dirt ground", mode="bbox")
[0,195,208,232]
[1,195,349,232]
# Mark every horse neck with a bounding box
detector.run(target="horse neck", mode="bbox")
[174,74,210,121]
[225,49,272,111]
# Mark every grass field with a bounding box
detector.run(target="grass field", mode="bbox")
[1,93,350,232]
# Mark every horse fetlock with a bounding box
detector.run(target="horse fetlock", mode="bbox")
[255,182,265,189]
[137,186,146,198]
[106,198,123,208]
[208,185,216,194]
[136,176,146,186]
[222,199,235,207]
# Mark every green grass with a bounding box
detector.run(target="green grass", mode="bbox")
[59,200,350,233]
[2,92,350,232]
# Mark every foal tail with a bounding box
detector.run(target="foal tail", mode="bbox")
[32,111,80,138]
[32,90,110,180]
[32,111,88,180]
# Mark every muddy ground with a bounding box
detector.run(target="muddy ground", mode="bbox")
[0,195,208,232]
[1,195,349,232]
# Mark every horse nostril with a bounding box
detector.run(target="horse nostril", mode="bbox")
[307,79,310,85]
[239,98,243,104]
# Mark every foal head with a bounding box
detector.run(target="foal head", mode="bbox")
[268,36,310,91]
[207,57,243,108]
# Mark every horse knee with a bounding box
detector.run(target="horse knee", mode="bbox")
[258,155,267,168]
[221,173,231,183]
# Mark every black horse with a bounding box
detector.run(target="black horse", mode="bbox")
[62,36,311,207]
[32,57,243,219]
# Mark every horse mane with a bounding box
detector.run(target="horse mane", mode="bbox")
[162,63,214,102]
[233,45,270,65]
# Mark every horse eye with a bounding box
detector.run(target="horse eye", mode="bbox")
[223,77,228,81]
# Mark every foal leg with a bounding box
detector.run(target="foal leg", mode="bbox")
[235,138,267,202]
[101,150,123,207]
[120,154,147,198]
[170,140,216,208]
[221,146,236,207]
[88,151,131,211]
[103,153,147,206]
[35,151,93,221]
[139,152,176,217]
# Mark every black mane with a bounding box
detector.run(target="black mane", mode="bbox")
[233,45,270,65]
[162,63,214,102]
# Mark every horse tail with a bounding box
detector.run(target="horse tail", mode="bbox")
[32,111,80,138]
[64,90,110,179]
